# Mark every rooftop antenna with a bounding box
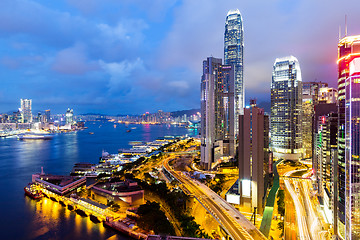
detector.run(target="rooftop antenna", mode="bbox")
[345,15,348,37]
[339,25,341,40]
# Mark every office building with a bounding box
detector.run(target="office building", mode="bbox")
[238,104,268,213]
[65,108,74,125]
[302,82,325,159]
[45,109,51,123]
[319,87,338,104]
[337,35,360,239]
[20,99,32,123]
[200,57,235,170]
[224,9,244,133]
[302,82,337,160]
[270,56,303,160]
[315,112,338,225]
[344,64,360,239]
[313,103,337,192]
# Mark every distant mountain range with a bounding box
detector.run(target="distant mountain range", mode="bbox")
[170,108,200,117]
[78,109,201,117]
[76,102,270,118]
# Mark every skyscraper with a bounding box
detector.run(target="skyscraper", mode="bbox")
[301,82,336,160]
[315,112,338,225]
[65,108,74,125]
[345,59,360,239]
[45,109,51,123]
[270,56,302,160]
[224,9,244,134]
[337,35,360,239]
[20,99,32,123]
[302,82,327,159]
[238,103,268,214]
[200,57,235,170]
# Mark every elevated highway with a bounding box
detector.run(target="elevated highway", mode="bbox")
[163,158,267,240]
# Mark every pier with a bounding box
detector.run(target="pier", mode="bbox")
[35,186,148,239]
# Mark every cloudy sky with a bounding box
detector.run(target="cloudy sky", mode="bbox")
[0,0,359,115]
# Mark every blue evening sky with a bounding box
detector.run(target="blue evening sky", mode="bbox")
[0,0,359,115]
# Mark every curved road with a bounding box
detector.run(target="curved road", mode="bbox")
[163,158,267,240]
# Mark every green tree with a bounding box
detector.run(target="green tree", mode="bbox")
[137,201,175,235]
[277,189,285,217]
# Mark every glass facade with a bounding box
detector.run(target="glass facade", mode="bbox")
[20,98,32,123]
[345,73,360,239]
[315,112,338,224]
[200,57,235,169]
[270,56,302,157]
[337,36,360,238]
[224,9,243,134]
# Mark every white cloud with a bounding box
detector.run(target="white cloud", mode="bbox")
[99,58,144,94]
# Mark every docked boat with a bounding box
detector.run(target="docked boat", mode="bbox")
[18,133,53,140]
[24,183,43,199]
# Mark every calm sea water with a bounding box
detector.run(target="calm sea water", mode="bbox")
[0,121,195,240]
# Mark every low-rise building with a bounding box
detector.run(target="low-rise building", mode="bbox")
[91,180,144,207]
[32,173,86,195]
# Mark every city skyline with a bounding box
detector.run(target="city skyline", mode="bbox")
[2,1,360,239]
[0,0,359,114]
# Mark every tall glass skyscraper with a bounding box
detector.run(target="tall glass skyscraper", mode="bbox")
[224,9,244,133]
[200,57,235,170]
[270,56,302,160]
[344,60,360,239]
[337,34,360,239]
[20,99,32,123]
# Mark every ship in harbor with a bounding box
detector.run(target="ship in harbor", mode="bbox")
[18,133,54,140]
[24,183,43,199]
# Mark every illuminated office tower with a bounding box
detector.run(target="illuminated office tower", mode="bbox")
[200,57,235,170]
[44,110,51,123]
[315,112,338,225]
[344,58,360,239]
[270,56,302,160]
[224,9,244,133]
[337,35,360,239]
[302,82,327,159]
[65,108,74,125]
[20,99,32,123]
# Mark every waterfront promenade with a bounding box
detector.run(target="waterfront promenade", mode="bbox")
[0,121,192,240]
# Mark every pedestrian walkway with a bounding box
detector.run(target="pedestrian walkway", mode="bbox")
[259,160,281,237]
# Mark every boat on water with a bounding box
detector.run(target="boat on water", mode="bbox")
[24,183,43,199]
[126,129,131,132]
[18,133,53,140]
[89,132,94,135]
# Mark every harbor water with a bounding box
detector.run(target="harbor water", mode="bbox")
[0,121,196,240]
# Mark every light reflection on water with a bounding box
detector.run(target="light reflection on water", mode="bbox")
[24,195,117,240]
[0,122,193,240]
